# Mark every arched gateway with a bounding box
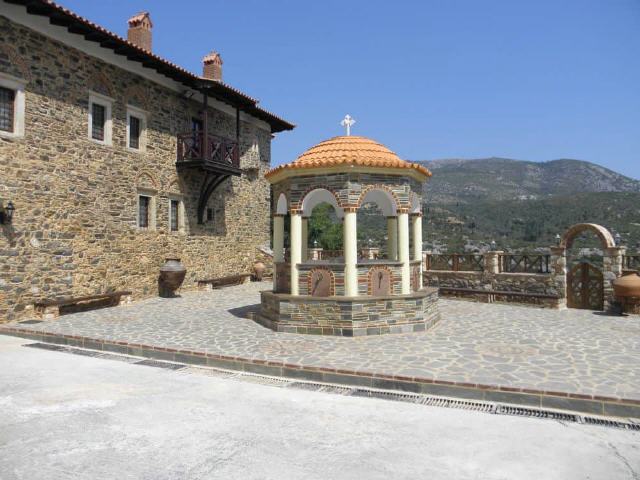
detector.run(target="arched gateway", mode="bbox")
[559,223,623,311]
[257,134,440,336]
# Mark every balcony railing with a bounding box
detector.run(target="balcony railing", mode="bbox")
[500,254,550,274]
[177,131,240,170]
[425,254,484,272]
[624,254,640,271]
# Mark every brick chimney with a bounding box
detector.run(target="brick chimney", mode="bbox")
[202,51,223,81]
[127,12,153,52]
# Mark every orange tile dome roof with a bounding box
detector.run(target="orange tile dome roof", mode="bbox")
[265,136,432,179]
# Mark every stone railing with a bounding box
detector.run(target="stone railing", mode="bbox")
[423,251,564,308]
[623,254,640,272]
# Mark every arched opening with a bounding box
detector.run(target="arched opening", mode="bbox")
[561,224,614,310]
[301,189,344,261]
[356,188,398,261]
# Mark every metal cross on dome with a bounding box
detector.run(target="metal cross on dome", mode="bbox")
[340,114,356,136]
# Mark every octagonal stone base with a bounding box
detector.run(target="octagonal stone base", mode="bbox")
[257,288,440,336]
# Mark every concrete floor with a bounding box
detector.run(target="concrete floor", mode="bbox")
[0,335,638,480]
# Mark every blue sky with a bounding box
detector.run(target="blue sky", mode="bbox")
[59,0,640,178]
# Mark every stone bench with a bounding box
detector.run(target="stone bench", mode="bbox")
[438,287,560,307]
[197,273,251,291]
[34,291,132,319]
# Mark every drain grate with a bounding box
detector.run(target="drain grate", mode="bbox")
[351,389,421,403]
[582,417,637,430]
[235,373,291,386]
[287,382,325,392]
[24,342,66,352]
[320,385,355,395]
[19,320,43,325]
[496,405,579,422]
[179,366,238,379]
[97,353,141,364]
[135,359,186,370]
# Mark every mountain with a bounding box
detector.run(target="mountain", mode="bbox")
[416,158,640,204]
[400,158,640,252]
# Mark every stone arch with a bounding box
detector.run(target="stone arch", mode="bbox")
[560,223,615,249]
[275,192,288,215]
[137,170,160,191]
[358,187,398,217]
[124,83,151,111]
[87,70,114,98]
[0,44,31,81]
[300,187,343,218]
[356,185,401,213]
[307,267,335,297]
[167,178,186,195]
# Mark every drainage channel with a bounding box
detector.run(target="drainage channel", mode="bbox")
[23,342,640,431]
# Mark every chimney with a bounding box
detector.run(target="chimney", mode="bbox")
[127,12,153,52]
[202,51,223,81]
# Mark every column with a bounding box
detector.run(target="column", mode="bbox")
[386,216,398,261]
[290,212,302,296]
[549,246,567,309]
[272,214,285,291]
[301,217,309,262]
[343,208,358,296]
[484,250,503,275]
[603,246,626,311]
[398,211,410,294]
[411,213,423,289]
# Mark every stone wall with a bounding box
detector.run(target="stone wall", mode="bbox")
[0,16,273,322]
[258,288,440,336]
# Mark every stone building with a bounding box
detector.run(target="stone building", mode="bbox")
[0,1,293,322]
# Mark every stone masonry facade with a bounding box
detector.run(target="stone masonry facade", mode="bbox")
[0,15,274,322]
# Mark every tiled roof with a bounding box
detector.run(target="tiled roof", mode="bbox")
[266,136,432,179]
[6,0,294,132]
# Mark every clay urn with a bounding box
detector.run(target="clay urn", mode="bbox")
[253,260,266,281]
[159,258,187,297]
[613,271,640,299]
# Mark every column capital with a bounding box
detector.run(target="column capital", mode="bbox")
[549,246,566,255]
[409,212,422,217]
[397,208,410,215]
[273,213,287,218]
[290,208,302,216]
[343,206,358,213]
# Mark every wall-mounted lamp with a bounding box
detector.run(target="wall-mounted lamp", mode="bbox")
[490,240,497,251]
[555,233,561,245]
[0,201,14,225]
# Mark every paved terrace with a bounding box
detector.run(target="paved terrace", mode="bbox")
[2,282,639,417]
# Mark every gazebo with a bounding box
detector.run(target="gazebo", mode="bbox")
[258,128,440,336]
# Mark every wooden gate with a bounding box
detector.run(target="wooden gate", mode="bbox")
[567,262,604,310]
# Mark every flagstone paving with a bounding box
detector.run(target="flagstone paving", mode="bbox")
[3,281,639,401]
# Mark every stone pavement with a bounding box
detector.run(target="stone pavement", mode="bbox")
[2,281,639,409]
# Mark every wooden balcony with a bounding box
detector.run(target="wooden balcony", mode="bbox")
[176,131,242,224]
[176,131,241,175]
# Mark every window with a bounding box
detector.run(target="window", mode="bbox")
[91,103,105,141]
[88,92,112,145]
[138,195,150,229]
[126,105,147,151]
[170,199,179,232]
[169,197,184,233]
[0,87,15,132]
[207,208,214,223]
[129,115,140,149]
[0,73,25,139]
